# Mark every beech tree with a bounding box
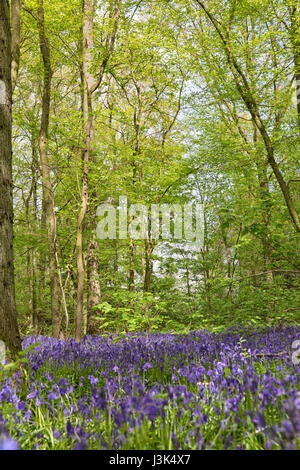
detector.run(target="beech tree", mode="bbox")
[0,0,22,356]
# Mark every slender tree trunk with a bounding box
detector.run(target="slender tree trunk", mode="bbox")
[143,239,154,292]
[113,238,119,287]
[128,231,135,292]
[201,210,212,314]
[0,0,22,357]
[87,237,101,334]
[257,171,273,283]
[30,142,39,332]
[128,140,141,294]
[186,265,191,297]
[37,0,62,338]
[11,0,21,93]
[75,0,94,342]
[219,218,232,280]
[24,162,39,333]
[37,197,47,321]
[289,2,300,122]
[31,253,38,332]
[143,241,152,293]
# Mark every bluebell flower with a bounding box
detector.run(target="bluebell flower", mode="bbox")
[0,438,19,450]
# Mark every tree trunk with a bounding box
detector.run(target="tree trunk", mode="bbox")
[30,142,39,332]
[75,0,94,342]
[186,265,191,297]
[24,155,39,333]
[11,0,21,93]
[201,210,212,314]
[143,239,154,292]
[128,232,135,292]
[37,197,47,322]
[289,2,300,123]
[37,0,62,338]
[113,238,119,287]
[87,237,101,334]
[258,178,273,282]
[0,0,22,357]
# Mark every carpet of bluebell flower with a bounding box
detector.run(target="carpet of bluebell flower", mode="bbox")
[0,325,299,450]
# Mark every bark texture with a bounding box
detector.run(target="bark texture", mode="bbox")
[11,0,21,93]
[0,0,22,356]
[87,238,101,334]
[289,2,300,122]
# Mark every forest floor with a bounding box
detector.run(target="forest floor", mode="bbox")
[0,325,299,450]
